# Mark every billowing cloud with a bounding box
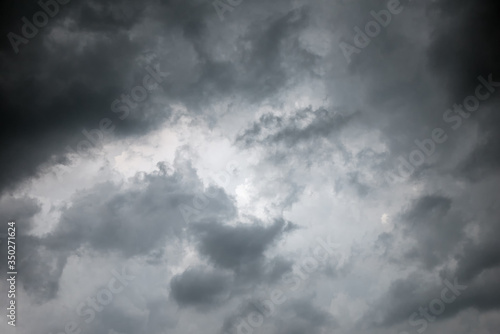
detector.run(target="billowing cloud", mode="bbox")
[2,0,500,333]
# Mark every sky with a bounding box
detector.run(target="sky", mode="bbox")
[0,0,499,334]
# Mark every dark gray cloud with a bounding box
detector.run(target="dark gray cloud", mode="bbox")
[0,0,316,196]
[0,2,164,193]
[275,299,337,334]
[191,218,296,272]
[235,107,359,170]
[365,266,500,330]
[236,107,357,148]
[0,195,41,230]
[45,160,236,257]
[371,187,500,328]
[5,159,236,303]
[170,266,233,308]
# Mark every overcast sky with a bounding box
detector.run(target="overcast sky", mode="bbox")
[1,0,499,334]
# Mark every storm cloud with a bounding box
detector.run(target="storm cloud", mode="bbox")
[1,0,499,334]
